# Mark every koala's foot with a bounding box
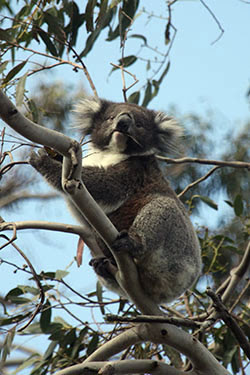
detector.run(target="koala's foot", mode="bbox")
[89,257,117,279]
[112,230,143,257]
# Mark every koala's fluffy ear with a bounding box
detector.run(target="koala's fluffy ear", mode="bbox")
[72,97,102,135]
[154,112,183,154]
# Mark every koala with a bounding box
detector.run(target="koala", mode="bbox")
[29,97,202,304]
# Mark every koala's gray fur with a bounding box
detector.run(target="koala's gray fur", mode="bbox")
[29,97,201,304]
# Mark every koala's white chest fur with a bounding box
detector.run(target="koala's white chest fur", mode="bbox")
[82,145,129,169]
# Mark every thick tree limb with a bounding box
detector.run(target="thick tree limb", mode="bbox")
[55,323,230,375]
[55,359,184,375]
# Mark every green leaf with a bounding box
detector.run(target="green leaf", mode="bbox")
[27,99,39,123]
[5,287,23,298]
[121,55,137,67]
[110,0,122,7]
[193,195,218,210]
[107,0,139,41]
[44,10,65,41]
[233,194,243,216]
[12,355,40,374]
[157,61,171,85]
[0,28,13,42]
[224,200,233,208]
[18,285,40,296]
[66,2,85,47]
[71,327,88,358]
[6,296,31,304]
[85,0,97,32]
[55,269,69,280]
[0,313,30,327]
[54,316,72,328]
[63,328,77,347]
[128,91,140,104]
[79,28,101,57]
[40,300,52,333]
[96,0,108,27]
[38,29,58,57]
[47,324,64,341]
[87,333,99,356]
[16,72,27,107]
[43,341,58,360]
[142,81,152,107]
[0,61,8,74]
[5,287,31,304]
[0,328,15,365]
[96,281,105,315]
[2,61,27,85]
[130,33,147,45]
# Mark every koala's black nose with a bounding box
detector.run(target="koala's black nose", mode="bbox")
[116,113,132,133]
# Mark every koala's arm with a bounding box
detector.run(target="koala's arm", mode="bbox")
[29,149,138,208]
[29,149,64,191]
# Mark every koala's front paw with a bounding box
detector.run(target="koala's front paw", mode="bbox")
[29,148,50,168]
[112,231,143,257]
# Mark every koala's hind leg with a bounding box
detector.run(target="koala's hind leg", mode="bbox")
[89,257,117,279]
[89,257,127,297]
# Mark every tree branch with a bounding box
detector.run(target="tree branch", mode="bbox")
[55,323,230,375]
[193,242,250,327]
[178,165,221,198]
[199,0,224,44]
[157,156,250,169]
[105,314,201,329]
[55,359,184,375]
[0,192,57,209]
[207,288,250,359]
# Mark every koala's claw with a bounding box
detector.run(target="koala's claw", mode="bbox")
[29,148,49,167]
[89,257,117,279]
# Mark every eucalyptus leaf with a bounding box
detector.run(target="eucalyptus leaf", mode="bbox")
[16,72,28,107]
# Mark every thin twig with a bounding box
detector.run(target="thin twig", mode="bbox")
[178,166,221,198]
[0,160,28,176]
[199,0,224,44]
[110,63,139,95]
[157,155,250,169]
[229,279,250,313]
[1,233,45,332]
[119,8,136,101]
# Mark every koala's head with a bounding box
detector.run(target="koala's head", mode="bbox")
[73,97,182,156]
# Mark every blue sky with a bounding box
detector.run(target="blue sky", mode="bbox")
[28,0,250,124]
[1,1,250,373]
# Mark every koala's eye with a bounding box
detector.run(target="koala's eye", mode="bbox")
[109,116,115,121]
[104,115,114,122]
[135,121,143,128]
